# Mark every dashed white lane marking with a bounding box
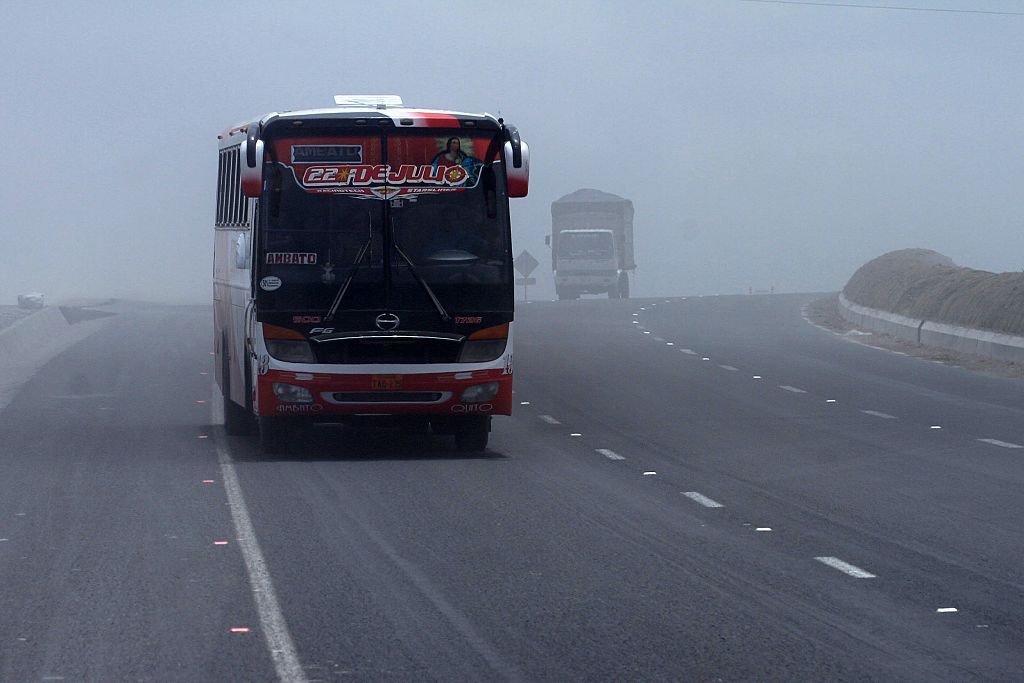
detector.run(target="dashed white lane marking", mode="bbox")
[755,527,772,532]
[778,385,806,393]
[666,342,675,346]
[752,375,762,379]
[596,448,625,460]
[936,607,958,613]
[642,471,657,476]
[214,437,308,682]
[701,357,710,361]
[682,491,724,508]
[814,556,876,578]
[825,399,837,403]
[930,425,942,430]
[538,415,561,425]
[861,410,896,419]
[718,365,738,371]
[680,349,698,355]
[570,433,582,437]
[977,438,1024,449]
[519,401,530,405]
[643,331,651,335]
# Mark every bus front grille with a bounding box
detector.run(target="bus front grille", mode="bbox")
[327,392,446,404]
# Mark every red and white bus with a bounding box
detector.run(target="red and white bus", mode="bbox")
[214,95,529,452]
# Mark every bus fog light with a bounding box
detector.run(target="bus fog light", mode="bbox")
[272,383,313,403]
[461,382,499,403]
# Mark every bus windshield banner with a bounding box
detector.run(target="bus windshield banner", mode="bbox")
[271,134,495,200]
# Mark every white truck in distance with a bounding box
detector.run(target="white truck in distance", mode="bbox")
[548,189,635,300]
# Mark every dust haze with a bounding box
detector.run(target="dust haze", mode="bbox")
[2,1,1021,303]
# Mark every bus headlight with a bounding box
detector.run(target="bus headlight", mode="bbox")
[272,382,313,403]
[458,323,509,363]
[461,382,499,403]
[457,339,507,363]
[265,340,317,363]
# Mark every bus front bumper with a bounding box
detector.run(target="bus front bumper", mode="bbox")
[255,368,512,418]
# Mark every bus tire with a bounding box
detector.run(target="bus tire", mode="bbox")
[222,340,256,435]
[454,416,490,452]
[557,288,577,301]
[259,417,294,454]
[618,274,630,299]
[607,284,619,299]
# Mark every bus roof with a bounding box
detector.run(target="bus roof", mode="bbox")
[219,100,501,144]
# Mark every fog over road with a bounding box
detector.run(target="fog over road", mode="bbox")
[2,295,1024,680]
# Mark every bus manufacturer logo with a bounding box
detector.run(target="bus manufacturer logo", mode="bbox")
[375,313,400,331]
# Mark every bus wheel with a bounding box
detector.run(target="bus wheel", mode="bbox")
[454,416,490,452]
[222,341,256,435]
[259,417,294,454]
[618,274,630,299]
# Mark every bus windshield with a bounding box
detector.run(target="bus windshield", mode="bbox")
[257,131,513,316]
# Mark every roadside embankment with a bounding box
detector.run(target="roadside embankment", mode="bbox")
[0,305,116,411]
[839,249,1024,363]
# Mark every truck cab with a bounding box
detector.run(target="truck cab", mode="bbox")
[553,229,629,299]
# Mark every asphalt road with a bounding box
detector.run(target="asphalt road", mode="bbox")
[2,294,1024,681]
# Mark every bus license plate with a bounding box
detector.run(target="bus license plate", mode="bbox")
[372,375,403,390]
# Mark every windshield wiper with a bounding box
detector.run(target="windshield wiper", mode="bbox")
[391,218,451,322]
[325,237,372,322]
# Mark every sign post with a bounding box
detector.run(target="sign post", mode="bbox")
[513,250,540,301]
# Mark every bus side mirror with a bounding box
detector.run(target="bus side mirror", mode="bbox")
[240,138,264,198]
[503,139,530,198]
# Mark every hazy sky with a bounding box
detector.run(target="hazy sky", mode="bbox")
[2,0,1021,302]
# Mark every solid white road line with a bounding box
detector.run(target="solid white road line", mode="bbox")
[718,365,738,371]
[682,491,724,508]
[814,556,876,579]
[977,438,1024,449]
[860,410,896,419]
[215,441,308,683]
[596,448,625,460]
[538,415,561,425]
[778,385,806,393]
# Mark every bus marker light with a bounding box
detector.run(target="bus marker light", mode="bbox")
[468,323,509,340]
[262,324,305,340]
